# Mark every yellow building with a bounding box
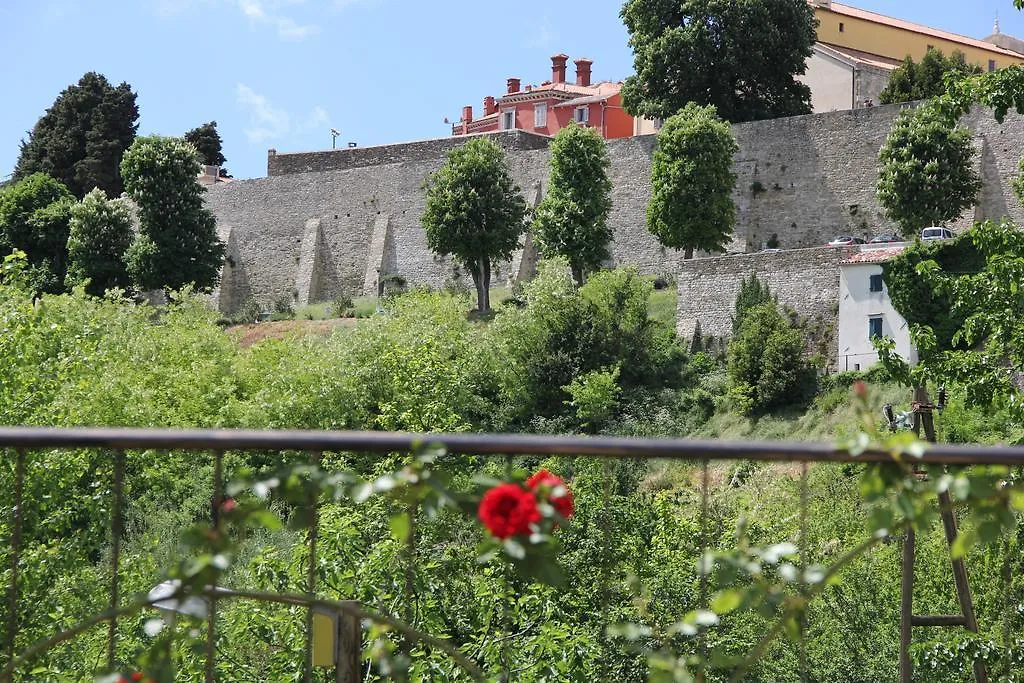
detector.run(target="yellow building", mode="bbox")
[801,0,1024,113]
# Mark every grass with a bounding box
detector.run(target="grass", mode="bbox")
[648,287,677,328]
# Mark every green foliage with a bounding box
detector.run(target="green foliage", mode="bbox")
[727,301,808,414]
[491,259,685,428]
[0,172,74,293]
[731,273,774,334]
[183,120,227,169]
[879,48,983,105]
[422,137,527,311]
[564,366,622,432]
[647,103,738,259]
[120,136,226,292]
[66,188,133,295]
[533,123,613,284]
[876,102,981,238]
[14,72,139,198]
[620,0,816,122]
[881,231,984,351]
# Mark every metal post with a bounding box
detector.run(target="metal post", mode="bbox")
[4,449,26,665]
[900,528,915,683]
[304,452,322,683]
[206,450,224,683]
[107,450,126,671]
[336,601,361,683]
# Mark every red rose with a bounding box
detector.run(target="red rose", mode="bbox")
[131,674,144,682]
[527,469,574,520]
[221,498,237,513]
[478,484,540,539]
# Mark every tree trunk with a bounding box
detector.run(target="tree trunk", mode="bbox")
[684,246,694,260]
[480,257,490,312]
[571,263,584,286]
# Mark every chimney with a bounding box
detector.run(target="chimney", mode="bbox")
[462,105,473,123]
[551,54,568,84]
[484,96,496,116]
[575,58,593,87]
[507,77,521,94]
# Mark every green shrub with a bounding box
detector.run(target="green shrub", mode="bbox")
[727,301,810,414]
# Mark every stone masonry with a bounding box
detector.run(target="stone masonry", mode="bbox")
[206,104,1024,315]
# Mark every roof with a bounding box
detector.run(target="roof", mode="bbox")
[821,2,1024,60]
[841,246,907,264]
[552,92,616,108]
[498,80,620,104]
[816,42,901,70]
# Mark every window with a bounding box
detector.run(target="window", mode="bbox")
[839,22,844,32]
[501,110,516,130]
[574,106,589,124]
[869,274,883,293]
[534,104,547,128]
[869,316,883,339]
[989,59,997,72]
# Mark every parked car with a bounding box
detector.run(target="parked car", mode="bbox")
[921,226,954,241]
[827,236,866,246]
[869,234,902,244]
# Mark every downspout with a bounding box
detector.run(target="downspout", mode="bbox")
[601,99,607,138]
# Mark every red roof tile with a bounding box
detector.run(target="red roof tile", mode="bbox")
[841,246,907,264]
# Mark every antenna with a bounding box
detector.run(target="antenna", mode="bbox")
[330,128,340,149]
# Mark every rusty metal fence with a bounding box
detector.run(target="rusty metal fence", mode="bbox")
[1,427,1023,682]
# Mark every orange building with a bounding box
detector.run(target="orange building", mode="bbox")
[452,54,636,140]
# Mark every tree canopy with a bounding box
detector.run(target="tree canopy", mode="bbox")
[876,102,981,238]
[532,123,613,285]
[15,72,139,198]
[727,301,807,414]
[120,136,226,292]
[646,103,738,258]
[422,137,527,311]
[66,188,134,295]
[879,48,983,105]
[620,0,816,122]
[0,172,74,293]
[184,121,228,172]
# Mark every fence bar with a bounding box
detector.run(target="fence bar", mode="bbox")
[4,449,26,665]
[0,427,1021,465]
[107,449,126,671]
[911,615,967,627]
[304,451,322,683]
[206,450,224,683]
[899,528,914,683]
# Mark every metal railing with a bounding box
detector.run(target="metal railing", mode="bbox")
[1,426,1022,682]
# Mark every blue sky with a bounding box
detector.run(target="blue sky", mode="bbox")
[1,0,1021,181]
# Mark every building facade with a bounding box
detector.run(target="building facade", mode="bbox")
[452,54,638,140]
[804,0,1024,112]
[837,247,916,371]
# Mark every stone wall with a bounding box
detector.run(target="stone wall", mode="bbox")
[267,130,552,176]
[675,247,854,351]
[208,104,1024,314]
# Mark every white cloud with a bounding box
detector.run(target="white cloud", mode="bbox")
[236,84,331,144]
[236,0,319,39]
[525,14,556,48]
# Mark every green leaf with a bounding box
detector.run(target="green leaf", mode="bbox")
[389,512,411,543]
[710,589,743,615]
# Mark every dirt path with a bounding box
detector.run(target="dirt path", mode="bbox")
[226,318,359,348]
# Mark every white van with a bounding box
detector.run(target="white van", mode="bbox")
[921,227,954,241]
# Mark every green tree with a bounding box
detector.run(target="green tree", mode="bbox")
[620,0,816,122]
[879,48,982,105]
[647,103,738,259]
[66,188,134,295]
[727,301,806,414]
[15,72,139,198]
[0,172,74,293]
[533,123,613,285]
[876,102,981,239]
[731,273,774,334]
[422,137,527,311]
[184,121,228,172]
[120,136,226,292]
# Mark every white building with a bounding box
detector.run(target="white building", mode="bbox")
[837,246,916,371]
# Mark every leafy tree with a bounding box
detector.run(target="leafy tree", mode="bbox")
[533,123,613,285]
[620,0,816,122]
[0,172,74,293]
[647,103,738,259]
[876,102,981,239]
[731,273,774,334]
[422,137,527,311]
[15,72,139,198]
[184,120,228,172]
[727,301,807,414]
[120,136,226,292]
[66,188,134,295]
[879,48,982,105]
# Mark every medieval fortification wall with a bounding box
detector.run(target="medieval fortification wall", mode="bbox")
[206,104,1024,321]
